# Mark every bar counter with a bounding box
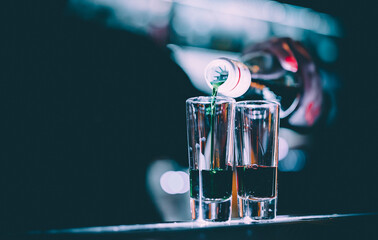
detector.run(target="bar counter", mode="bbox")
[7,213,376,240]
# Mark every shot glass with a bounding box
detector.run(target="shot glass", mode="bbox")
[186,96,235,222]
[234,100,280,220]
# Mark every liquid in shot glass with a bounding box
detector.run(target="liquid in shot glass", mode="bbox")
[186,96,235,222]
[234,100,280,220]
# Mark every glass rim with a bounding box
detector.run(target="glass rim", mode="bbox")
[235,100,280,108]
[186,96,236,104]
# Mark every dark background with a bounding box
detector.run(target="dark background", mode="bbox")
[279,0,378,215]
[0,0,377,234]
[0,0,202,232]
[275,0,378,217]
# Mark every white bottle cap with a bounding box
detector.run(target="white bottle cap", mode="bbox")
[204,58,251,98]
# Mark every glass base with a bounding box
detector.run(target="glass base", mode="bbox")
[190,197,232,222]
[238,197,276,220]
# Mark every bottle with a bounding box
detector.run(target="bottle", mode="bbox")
[204,38,323,128]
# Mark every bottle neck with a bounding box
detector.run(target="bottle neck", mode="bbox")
[248,73,302,119]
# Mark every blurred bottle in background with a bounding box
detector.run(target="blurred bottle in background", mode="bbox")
[204,37,324,130]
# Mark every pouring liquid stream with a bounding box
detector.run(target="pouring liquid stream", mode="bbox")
[209,72,227,169]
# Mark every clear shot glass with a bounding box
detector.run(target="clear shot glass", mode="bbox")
[186,96,235,222]
[234,100,280,220]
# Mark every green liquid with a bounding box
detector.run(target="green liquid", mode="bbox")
[209,87,217,169]
[209,81,225,169]
[210,78,227,169]
[190,169,233,199]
